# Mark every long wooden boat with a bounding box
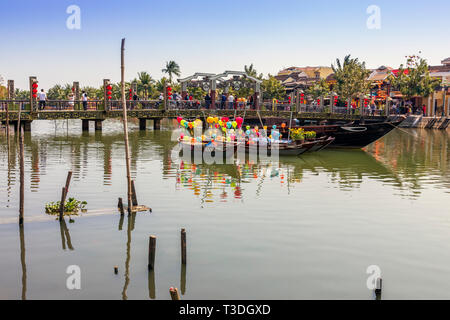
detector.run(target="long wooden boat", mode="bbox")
[245,136,335,156]
[273,118,404,149]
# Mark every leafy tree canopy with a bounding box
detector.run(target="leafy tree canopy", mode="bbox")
[389,55,441,100]
[331,55,371,100]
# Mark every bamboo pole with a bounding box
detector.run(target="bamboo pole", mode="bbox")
[5,100,10,153]
[16,103,22,143]
[121,38,133,215]
[19,127,24,225]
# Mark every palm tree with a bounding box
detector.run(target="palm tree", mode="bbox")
[244,64,263,79]
[137,72,155,99]
[162,61,181,83]
[331,55,370,101]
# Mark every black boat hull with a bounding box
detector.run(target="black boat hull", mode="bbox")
[329,120,402,148]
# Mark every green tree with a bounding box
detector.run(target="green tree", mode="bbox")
[262,75,285,100]
[244,64,263,79]
[15,89,29,99]
[331,55,371,101]
[188,87,206,100]
[47,83,73,100]
[162,61,181,83]
[155,77,169,94]
[389,55,441,101]
[306,79,330,99]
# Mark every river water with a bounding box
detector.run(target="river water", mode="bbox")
[0,119,449,300]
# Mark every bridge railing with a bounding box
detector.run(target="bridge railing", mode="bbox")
[107,100,161,110]
[165,100,257,110]
[0,100,31,111]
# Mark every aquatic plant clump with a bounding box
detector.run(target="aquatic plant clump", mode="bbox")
[45,198,87,215]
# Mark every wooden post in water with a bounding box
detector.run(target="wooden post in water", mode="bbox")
[19,127,24,225]
[5,97,10,153]
[131,180,138,206]
[59,171,72,221]
[148,235,156,270]
[65,171,73,193]
[120,38,133,215]
[169,287,180,300]
[114,266,118,274]
[375,278,382,298]
[59,187,66,221]
[181,228,187,265]
[118,197,124,215]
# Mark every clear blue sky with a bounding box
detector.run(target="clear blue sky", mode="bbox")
[1,0,449,89]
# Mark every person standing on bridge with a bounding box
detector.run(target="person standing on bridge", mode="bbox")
[38,89,46,110]
[221,93,227,109]
[228,94,234,110]
[82,91,88,111]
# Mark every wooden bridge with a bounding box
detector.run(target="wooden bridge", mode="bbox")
[0,107,387,132]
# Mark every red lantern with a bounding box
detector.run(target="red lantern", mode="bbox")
[32,94,37,98]
[32,83,38,89]
[72,87,75,92]
[334,96,338,106]
[317,98,321,104]
[107,90,112,95]
[32,88,37,94]
[106,85,112,91]
[107,96,112,100]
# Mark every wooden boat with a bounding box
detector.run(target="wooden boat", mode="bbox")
[245,136,335,156]
[271,118,404,149]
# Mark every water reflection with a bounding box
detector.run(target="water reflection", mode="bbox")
[59,218,74,251]
[0,122,448,211]
[19,224,27,300]
[121,213,136,300]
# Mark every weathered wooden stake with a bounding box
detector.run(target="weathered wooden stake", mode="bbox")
[375,278,382,295]
[5,100,10,152]
[114,266,118,274]
[59,171,72,221]
[19,127,24,225]
[16,103,22,143]
[64,171,73,193]
[148,235,156,270]
[181,228,187,265]
[59,187,66,221]
[131,180,138,206]
[120,38,133,215]
[118,197,124,215]
[169,287,180,300]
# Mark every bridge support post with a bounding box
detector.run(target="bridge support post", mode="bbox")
[82,119,89,132]
[153,119,161,130]
[139,118,147,130]
[23,121,32,132]
[95,120,103,131]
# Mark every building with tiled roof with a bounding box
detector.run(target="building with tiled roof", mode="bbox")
[275,66,333,92]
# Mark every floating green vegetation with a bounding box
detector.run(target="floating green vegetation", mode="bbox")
[45,198,87,216]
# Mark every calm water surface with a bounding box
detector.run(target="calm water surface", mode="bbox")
[0,119,449,299]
